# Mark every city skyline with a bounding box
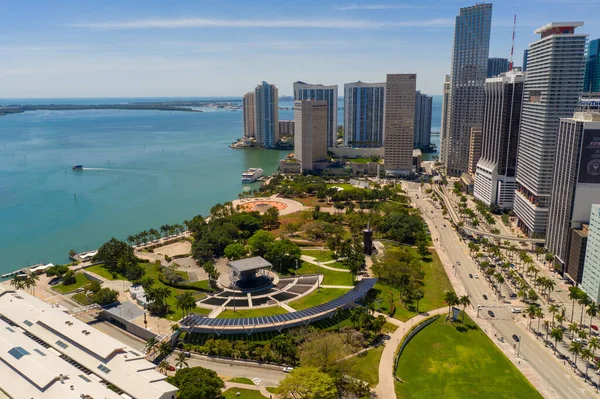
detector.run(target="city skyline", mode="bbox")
[2,1,600,98]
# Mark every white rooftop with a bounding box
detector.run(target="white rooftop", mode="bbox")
[534,21,584,34]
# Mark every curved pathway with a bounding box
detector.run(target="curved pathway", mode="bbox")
[300,255,350,272]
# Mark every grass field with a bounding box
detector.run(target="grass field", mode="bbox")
[292,261,354,286]
[292,196,321,207]
[326,183,356,190]
[222,388,266,399]
[265,387,278,394]
[395,316,543,399]
[71,292,91,305]
[302,249,336,262]
[53,273,90,294]
[85,264,126,280]
[217,306,287,319]
[339,345,384,387]
[229,377,255,385]
[288,288,348,311]
[373,249,453,322]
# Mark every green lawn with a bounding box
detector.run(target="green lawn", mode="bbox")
[229,377,255,385]
[302,249,336,262]
[85,264,126,280]
[222,388,266,399]
[217,306,287,319]
[53,273,91,294]
[265,387,278,394]
[71,292,91,305]
[292,261,354,286]
[395,316,543,399]
[326,183,356,190]
[288,288,348,311]
[373,249,453,321]
[339,345,384,387]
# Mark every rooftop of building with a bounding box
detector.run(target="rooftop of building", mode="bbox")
[486,70,526,83]
[344,81,385,87]
[293,81,338,89]
[228,256,272,273]
[534,21,584,35]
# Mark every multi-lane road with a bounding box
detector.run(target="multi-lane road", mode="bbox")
[406,182,596,399]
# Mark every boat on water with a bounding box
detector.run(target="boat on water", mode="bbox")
[72,164,83,170]
[241,167,263,183]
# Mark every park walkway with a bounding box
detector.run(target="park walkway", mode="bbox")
[300,255,350,272]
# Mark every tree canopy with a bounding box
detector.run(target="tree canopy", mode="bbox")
[277,367,338,399]
[167,366,224,399]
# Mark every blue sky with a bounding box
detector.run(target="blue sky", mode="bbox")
[0,0,599,98]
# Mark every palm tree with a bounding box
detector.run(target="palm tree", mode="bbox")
[26,273,40,295]
[459,295,471,323]
[569,286,583,323]
[581,348,593,379]
[568,322,579,340]
[494,274,505,299]
[579,296,592,328]
[158,360,169,374]
[144,336,158,356]
[535,308,545,339]
[587,303,598,334]
[171,323,180,333]
[158,341,171,358]
[444,292,459,318]
[589,337,600,359]
[569,341,584,366]
[549,304,559,328]
[545,279,556,298]
[550,327,563,354]
[527,304,538,331]
[175,351,189,369]
[10,275,26,290]
[414,290,425,314]
[543,320,550,343]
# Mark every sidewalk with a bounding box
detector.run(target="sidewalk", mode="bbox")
[300,255,350,272]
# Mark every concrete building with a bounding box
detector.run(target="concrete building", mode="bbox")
[546,111,600,277]
[293,81,338,148]
[255,81,279,148]
[0,286,177,399]
[384,74,417,176]
[567,224,589,285]
[242,91,255,138]
[514,22,587,235]
[468,125,483,175]
[414,91,433,149]
[344,81,386,148]
[440,75,451,167]
[445,3,492,177]
[294,100,328,171]
[279,120,294,137]
[584,38,600,93]
[474,71,525,210]
[522,49,529,72]
[581,204,600,302]
[488,57,509,78]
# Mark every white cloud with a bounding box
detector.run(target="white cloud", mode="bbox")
[333,4,422,11]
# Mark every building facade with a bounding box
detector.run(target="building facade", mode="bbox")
[293,81,338,148]
[514,22,587,235]
[279,120,295,137]
[384,74,417,175]
[468,125,483,175]
[440,75,451,167]
[584,38,600,93]
[487,57,509,78]
[522,49,529,72]
[242,91,255,138]
[344,81,386,148]
[294,100,328,171]
[414,91,433,149]
[546,112,600,277]
[445,3,493,177]
[254,81,279,148]
[474,71,525,210]
[581,204,600,302]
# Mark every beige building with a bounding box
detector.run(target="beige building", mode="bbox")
[384,74,417,175]
[294,100,328,171]
[279,120,295,137]
[468,125,483,174]
[242,91,255,138]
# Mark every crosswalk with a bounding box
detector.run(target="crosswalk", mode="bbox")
[251,377,261,385]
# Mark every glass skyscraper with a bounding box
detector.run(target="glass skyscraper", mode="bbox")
[584,38,600,93]
[254,81,279,148]
[487,58,509,78]
[344,82,385,148]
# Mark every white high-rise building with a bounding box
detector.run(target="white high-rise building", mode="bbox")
[344,81,386,148]
[445,3,493,177]
[581,204,600,303]
[414,91,433,149]
[242,91,255,138]
[514,22,587,235]
[474,71,525,210]
[293,81,338,148]
[254,81,279,148]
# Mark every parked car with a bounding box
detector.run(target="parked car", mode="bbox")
[283,367,294,373]
[511,308,522,314]
[456,261,461,266]
[546,341,555,349]
[509,293,518,298]
[512,334,520,342]
[488,310,495,318]
[167,365,175,371]
[592,325,598,331]
[573,338,588,345]
[183,351,191,358]
[474,274,479,279]
[483,294,488,300]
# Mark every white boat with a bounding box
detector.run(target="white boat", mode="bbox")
[241,168,263,183]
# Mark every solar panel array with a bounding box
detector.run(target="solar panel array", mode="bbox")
[181,278,377,331]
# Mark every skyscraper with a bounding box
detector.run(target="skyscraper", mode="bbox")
[344,81,386,148]
[445,3,493,177]
[294,100,328,171]
[546,111,600,276]
[384,74,416,175]
[468,125,482,175]
[581,204,600,302]
[293,82,338,148]
[254,81,279,148]
[487,58,509,78]
[414,91,433,149]
[522,49,529,72]
[474,71,525,210]
[242,91,255,138]
[514,22,587,235]
[584,38,600,93]
[440,75,451,166]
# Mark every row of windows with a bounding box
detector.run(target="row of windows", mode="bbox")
[8,346,30,360]
[56,339,69,349]
[97,364,111,374]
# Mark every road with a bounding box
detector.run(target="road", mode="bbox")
[407,182,596,399]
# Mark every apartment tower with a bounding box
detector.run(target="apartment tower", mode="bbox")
[440,75,451,166]
[445,3,493,177]
[468,126,483,175]
[344,81,386,148]
[584,38,600,93]
[242,91,255,138]
[414,91,433,149]
[384,74,416,175]
[474,71,525,210]
[254,81,279,148]
[487,57,509,78]
[293,81,338,148]
[514,22,587,235]
[294,100,328,171]
[581,204,600,302]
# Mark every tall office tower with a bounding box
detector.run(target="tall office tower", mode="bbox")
[445,3,493,177]
[581,204,600,302]
[294,100,328,171]
[467,126,482,174]
[487,58,509,78]
[584,38,600,92]
[440,75,451,166]
[293,81,338,148]
[414,91,433,148]
[522,49,529,72]
[474,71,525,210]
[384,74,416,175]
[546,110,600,276]
[514,22,587,236]
[344,81,386,148]
[279,120,295,137]
[254,81,279,148]
[242,91,255,138]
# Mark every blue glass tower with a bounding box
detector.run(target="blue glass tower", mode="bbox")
[584,38,600,92]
